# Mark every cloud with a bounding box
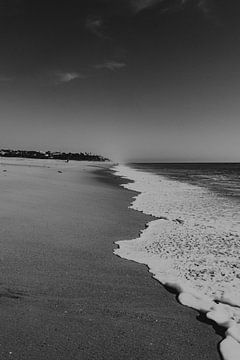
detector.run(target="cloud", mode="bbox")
[85,15,106,39]
[131,0,162,13]
[55,72,85,84]
[197,0,211,16]
[130,0,213,16]
[93,61,126,71]
[0,75,14,82]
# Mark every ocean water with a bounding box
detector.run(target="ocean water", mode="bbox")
[112,163,240,360]
[132,162,240,198]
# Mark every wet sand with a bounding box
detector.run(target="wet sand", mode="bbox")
[0,159,221,359]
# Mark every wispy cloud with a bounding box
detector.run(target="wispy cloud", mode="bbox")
[93,61,126,71]
[131,0,162,13]
[197,0,212,16]
[55,72,85,84]
[130,0,213,16]
[0,75,14,82]
[85,15,107,39]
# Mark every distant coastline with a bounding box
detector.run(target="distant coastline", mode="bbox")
[0,149,109,162]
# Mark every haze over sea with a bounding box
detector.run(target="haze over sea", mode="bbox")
[113,163,240,360]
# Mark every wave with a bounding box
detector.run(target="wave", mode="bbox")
[112,164,240,360]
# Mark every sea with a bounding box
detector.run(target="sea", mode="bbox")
[112,163,240,360]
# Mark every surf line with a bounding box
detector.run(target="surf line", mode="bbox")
[112,164,240,360]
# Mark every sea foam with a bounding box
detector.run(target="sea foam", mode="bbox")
[112,164,240,360]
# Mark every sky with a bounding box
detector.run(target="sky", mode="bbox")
[0,0,240,162]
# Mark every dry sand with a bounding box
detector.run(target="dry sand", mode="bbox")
[0,158,221,359]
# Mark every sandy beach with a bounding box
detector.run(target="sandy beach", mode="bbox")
[0,158,221,359]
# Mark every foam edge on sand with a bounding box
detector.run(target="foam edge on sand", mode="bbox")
[112,164,240,360]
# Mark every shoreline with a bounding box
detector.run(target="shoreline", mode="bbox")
[112,164,240,360]
[0,159,221,359]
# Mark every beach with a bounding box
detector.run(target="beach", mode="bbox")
[0,158,220,359]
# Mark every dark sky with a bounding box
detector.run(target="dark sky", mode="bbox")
[0,0,240,161]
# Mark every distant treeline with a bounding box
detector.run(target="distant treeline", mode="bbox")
[0,149,109,162]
